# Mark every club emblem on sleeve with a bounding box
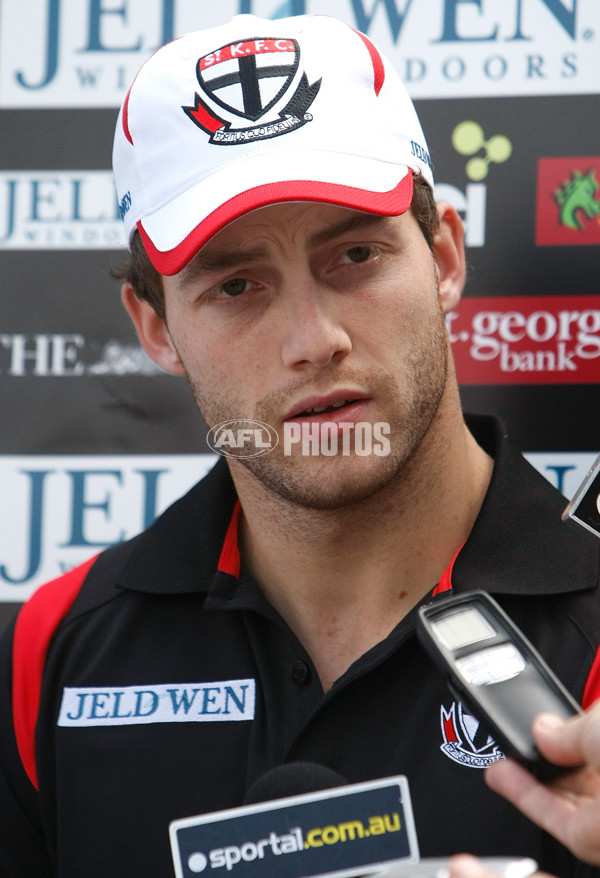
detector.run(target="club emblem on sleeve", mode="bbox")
[440,702,505,769]
[183,36,321,145]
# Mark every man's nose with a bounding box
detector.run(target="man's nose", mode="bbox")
[279,281,352,370]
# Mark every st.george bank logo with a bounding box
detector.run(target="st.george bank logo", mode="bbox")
[447,295,600,384]
[536,157,600,246]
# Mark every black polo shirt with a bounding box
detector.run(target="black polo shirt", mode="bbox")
[1,416,599,877]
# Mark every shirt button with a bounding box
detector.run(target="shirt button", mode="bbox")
[292,660,311,685]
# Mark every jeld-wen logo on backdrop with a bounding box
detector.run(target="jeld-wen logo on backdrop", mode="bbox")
[0,455,216,602]
[0,172,126,249]
[0,0,597,107]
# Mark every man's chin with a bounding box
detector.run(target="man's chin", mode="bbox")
[239,451,402,511]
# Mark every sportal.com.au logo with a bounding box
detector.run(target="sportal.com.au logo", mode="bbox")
[184,814,402,873]
[206,420,391,459]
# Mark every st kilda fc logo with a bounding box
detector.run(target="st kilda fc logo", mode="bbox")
[440,702,505,769]
[183,36,321,145]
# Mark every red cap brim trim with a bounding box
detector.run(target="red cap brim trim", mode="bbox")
[138,172,413,276]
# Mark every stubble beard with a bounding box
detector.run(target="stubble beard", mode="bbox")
[180,301,450,512]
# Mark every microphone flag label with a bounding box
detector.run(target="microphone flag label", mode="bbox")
[170,775,419,878]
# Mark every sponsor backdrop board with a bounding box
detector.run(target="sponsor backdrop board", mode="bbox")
[0,1,599,623]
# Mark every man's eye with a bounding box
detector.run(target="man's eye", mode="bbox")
[219,278,248,297]
[344,246,373,264]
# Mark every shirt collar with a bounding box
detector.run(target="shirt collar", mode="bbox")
[118,457,238,594]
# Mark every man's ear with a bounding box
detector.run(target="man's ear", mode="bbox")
[433,202,466,315]
[121,283,185,375]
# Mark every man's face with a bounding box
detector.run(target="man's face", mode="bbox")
[159,202,453,509]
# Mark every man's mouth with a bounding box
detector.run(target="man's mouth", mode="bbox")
[285,395,370,422]
[295,399,354,417]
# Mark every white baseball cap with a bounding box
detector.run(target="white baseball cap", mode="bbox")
[113,13,434,276]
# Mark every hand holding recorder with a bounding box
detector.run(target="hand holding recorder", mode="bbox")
[486,704,600,866]
[447,703,600,877]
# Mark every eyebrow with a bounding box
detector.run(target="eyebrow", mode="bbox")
[306,211,389,249]
[176,246,268,290]
[177,211,391,289]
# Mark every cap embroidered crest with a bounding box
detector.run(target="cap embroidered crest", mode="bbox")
[184,37,321,144]
[113,13,434,276]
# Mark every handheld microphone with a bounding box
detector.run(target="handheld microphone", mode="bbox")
[243,762,347,805]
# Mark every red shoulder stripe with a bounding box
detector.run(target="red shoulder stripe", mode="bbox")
[12,555,98,790]
[582,645,600,709]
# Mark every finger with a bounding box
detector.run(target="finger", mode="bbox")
[550,765,600,798]
[484,758,578,842]
[446,853,502,877]
[486,759,600,866]
[446,854,551,878]
[533,705,600,770]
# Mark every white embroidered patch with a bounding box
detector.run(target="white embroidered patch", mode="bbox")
[58,679,255,727]
[440,701,505,768]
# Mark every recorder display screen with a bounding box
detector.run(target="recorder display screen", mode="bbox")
[431,607,496,651]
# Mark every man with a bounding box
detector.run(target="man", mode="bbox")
[0,14,599,877]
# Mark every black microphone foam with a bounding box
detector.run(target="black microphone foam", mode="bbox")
[243,762,347,805]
